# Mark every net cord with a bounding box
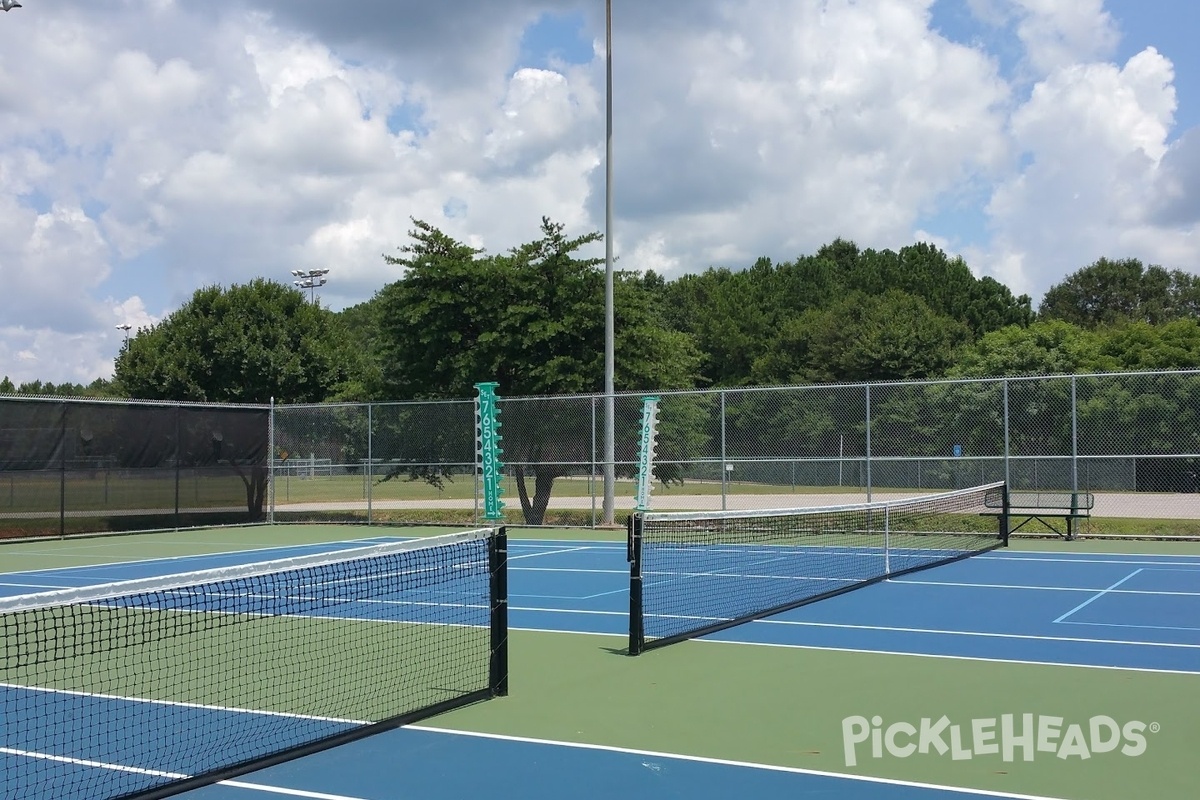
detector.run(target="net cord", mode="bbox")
[639,480,1005,523]
[0,527,497,614]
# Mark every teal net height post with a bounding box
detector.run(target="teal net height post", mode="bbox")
[476,382,509,695]
[627,396,659,656]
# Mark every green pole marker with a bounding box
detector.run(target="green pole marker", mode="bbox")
[475,382,505,520]
[635,396,661,512]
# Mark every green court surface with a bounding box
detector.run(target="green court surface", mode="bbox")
[3,524,1197,800]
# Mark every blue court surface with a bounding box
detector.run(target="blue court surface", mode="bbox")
[3,534,1199,799]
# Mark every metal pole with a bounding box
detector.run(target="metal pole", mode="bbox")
[1003,379,1010,491]
[1071,375,1080,503]
[602,0,616,525]
[865,385,872,503]
[367,403,373,525]
[720,390,727,511]
[268,398,275,524]
[592,395,598,527]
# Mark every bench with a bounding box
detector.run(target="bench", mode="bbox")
[983,488,1094,541]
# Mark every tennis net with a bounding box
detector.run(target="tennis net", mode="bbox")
[1,527,508,800]
[627,483,1005,654]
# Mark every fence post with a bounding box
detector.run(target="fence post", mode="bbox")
[366,402,373,525]
[1002,379,1010,492]
[173,404,181,529]
[268,398,275,524]
[1071,375,1079,498]
[59,401,66,539]
[473,395,481,523]
[865,384,872,503]
[720,390,727,511]
[591,395,598,527]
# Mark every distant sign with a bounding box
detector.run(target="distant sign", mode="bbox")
[953,445,963,458]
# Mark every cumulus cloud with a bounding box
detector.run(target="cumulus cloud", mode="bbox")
[977,44,1181,298]
[0,0,1197,386]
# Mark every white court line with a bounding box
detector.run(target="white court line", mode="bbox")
[406,726,1071,800]
[2,747,369,800]
[506,604,1200,651]
[510,623,1200,675]
[0,536,400,578]
[510,566,626,574]
[692,637,1200,676]
[1053,570,1144,623]
[1,682,366,725]
[894,578,1200,598]
[220,781,369,800]
[979,554,1200,567]
[748,614,1200,649]
[508,546,592,561]
[1058,620,1200,633]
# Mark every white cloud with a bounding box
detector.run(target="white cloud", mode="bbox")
[1011,0,1119,74]
[0,0,1198,387]
[978,45,1179,298]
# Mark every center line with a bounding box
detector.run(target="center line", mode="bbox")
[1053,569,1143,624]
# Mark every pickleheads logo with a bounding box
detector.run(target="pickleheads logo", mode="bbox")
[841,715,1158,766]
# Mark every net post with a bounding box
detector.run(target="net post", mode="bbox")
[628,513,644,656]
[1000,483,1011,546]
[883,505,891,575]
[489,526,509,696]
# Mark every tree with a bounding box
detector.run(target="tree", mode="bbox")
[112,279,359,518]
[114,279,357,404]
[948,320,1112,378]
[1097,319,1200,370]
[1039,257,1200,327]
[375,218,701,523]
[0,378,116,397]
[753,290,970,384]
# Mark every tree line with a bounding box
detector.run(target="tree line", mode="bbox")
[5,223,1199,404]
[6,220,1198,523]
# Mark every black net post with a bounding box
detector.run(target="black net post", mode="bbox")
[627,513,644,656]
[1000,483,1011,546]
[489,527,509,696]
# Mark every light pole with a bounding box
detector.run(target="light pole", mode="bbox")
[291,269,330,305]
[116,323,132,343]
[602,0,616,525]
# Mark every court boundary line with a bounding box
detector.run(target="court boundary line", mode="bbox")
[692,637,1200,676]
[505,625,1200,675]
[219,781,367,799]
[893,578,1200,598]
[406,725,1071,800]
[507,603,1200,651]
[0,535,403,578]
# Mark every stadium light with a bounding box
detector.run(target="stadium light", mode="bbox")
[291,269,330,305]
[602,0,616,525]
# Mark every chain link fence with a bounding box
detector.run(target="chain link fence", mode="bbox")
[3,369,1198,538]
[272,370,1200,534]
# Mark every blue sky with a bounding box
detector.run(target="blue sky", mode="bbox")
[1,0,1198,385]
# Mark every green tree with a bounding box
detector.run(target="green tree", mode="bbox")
[375,217,701,523]
[753,290,970,384]
[1,378,116,398]
[948,320,1113,378]
[114,279,356,404]
[1039,257,1200,327]
[1097,319,1200,370]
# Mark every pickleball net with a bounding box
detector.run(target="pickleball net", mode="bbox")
[1,527,508,800]
[627,482,1006,654]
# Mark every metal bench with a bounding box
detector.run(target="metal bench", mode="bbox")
[983,488,1094,541]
